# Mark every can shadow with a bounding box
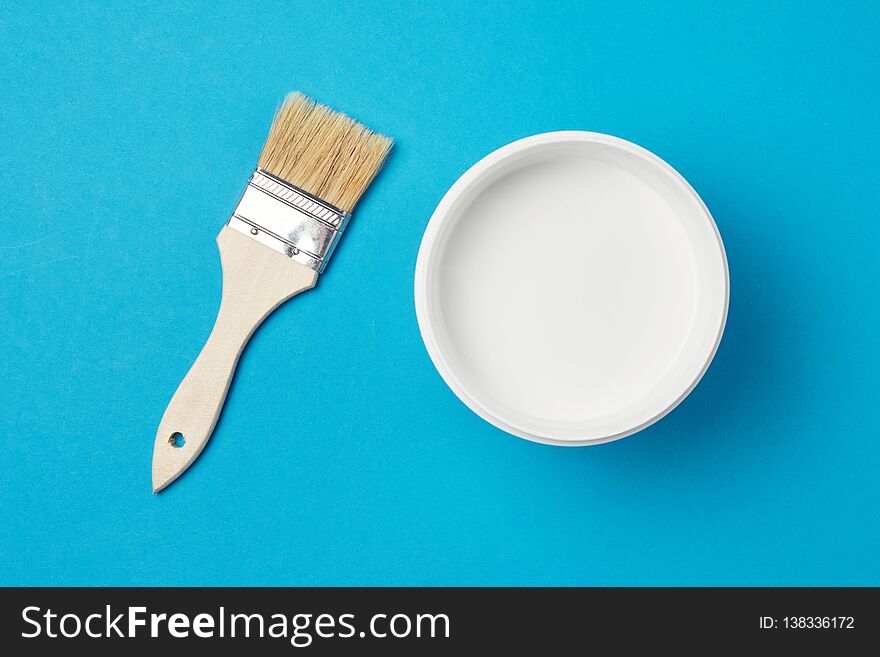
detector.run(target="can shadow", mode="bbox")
[556,208,796,484]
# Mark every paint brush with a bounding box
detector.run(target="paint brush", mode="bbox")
[152,93,392,492]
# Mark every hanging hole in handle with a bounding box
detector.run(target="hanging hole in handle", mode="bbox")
[168,432,186,448]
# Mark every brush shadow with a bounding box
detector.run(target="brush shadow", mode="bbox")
[155,303,278,494]
[323,142,399,267]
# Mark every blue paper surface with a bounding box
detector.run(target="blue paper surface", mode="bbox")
[1,1,878,585]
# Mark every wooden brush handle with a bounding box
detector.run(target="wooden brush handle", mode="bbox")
[152,226,317,492]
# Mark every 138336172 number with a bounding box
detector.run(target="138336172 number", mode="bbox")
[783,616,854,629]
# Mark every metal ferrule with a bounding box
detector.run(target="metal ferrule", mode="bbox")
[226,169,351,273]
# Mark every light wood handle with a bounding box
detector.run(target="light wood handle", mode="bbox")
[152,226,318,492]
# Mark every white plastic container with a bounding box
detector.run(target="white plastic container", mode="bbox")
[415,132,729,445]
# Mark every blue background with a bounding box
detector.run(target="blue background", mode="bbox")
[1,1,878,586]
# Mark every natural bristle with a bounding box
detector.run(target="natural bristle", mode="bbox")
[257,93,392,213]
